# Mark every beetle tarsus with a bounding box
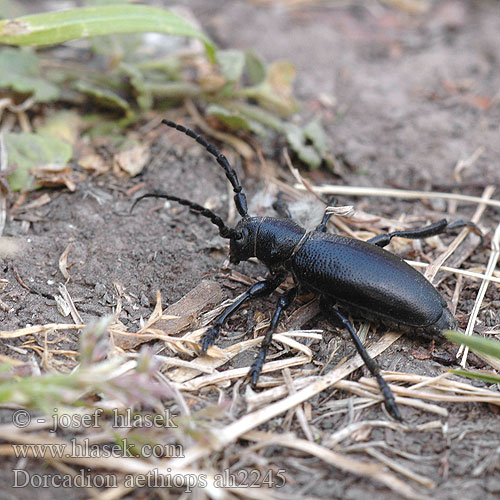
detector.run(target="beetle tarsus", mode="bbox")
[248,352,266,388]
[375,372,402,421]
[201,326,220,353]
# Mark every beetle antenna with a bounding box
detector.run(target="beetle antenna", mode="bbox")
[162,119,248,218]
[131,192,241,240]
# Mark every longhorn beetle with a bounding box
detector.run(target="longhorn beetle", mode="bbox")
[133,119,481,420]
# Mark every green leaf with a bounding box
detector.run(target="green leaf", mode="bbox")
[284,123,322,169]
[216,49,246,84]
[5,132,73,191]
[0,47,59,102]
[37,110,82,145]
[445,330,500,359]
[73,80,134,119]
[119,63,152,111]
[206,104,266,135]
[303,119,330,155]
[85,0,143,61]
[207,104,251,130]
[245,50,266,85]
[0,5,216,61]
[238,60,299,117]
[231,101,285,132]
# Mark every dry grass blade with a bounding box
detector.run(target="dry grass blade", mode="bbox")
[361,372,500,406]
[424,185,493,282]
[458,222,500,366]
[176,353,311,391]
[168,329,320,385]
[58,283,83,324]
[168,332,402,467]
[242,430,431,500]
[245,375,318,410]
[282,367,314,441]
[406,261,500,285]
[0,323,84,339]
[325,419,444,447]
[364,446,436,488]
[295,184,500,209]
[335,379,448,416]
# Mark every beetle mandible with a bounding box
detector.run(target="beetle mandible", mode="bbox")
[134,119,481,420]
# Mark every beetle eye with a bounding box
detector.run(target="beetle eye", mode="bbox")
[234,228,247,242]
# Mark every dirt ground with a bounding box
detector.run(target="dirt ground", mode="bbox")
[1,1,500,499]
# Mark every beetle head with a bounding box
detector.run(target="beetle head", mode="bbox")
[229,217,261,264]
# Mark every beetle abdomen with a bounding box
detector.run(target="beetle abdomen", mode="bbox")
[290,232,454,331]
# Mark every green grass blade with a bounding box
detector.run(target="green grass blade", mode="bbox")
[449,368,500,384]
[445,330,500,358]
[0,5,216,61]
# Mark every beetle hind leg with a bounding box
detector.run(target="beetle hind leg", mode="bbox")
[368,218,482,248]
[321,298,402,421]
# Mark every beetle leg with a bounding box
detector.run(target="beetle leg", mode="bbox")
[247,286,299,387]
[368,218,483,248]
[321,299,402,421]
[200,274,286,353]
[315,210,333,233]
[315,196,338,232]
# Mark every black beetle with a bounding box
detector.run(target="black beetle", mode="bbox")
[134,120,481,420]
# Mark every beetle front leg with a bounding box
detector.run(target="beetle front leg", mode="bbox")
[368,219,482,248]
[200,274,286,352]
[247,286,298,387]
[321,299,402,421]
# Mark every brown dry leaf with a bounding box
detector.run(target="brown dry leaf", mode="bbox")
[114,280,225,349]
[32,164,78,191]
[113,143,150,177]
[58,242,73,282]
[157,281,224,335]
[352,425,372,442]
[78,153,110,174]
